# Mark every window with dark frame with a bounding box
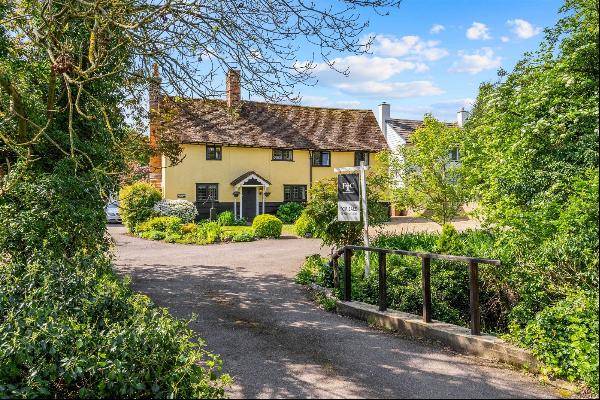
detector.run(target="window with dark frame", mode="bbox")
[354,151,370,166]
[283,185,307,202]
[206,144,222,160]
[272,149,293,161]
[311,151,331,167]
[450,147,460,162]
[196,183,219,201]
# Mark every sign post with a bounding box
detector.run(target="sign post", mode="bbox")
[359,161,370,277]
[335,164,370,277]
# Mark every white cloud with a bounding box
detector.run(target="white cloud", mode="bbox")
[500,36,510,43]
[430,24,445,34]
[450,48,502,74]
[311,55,428,83]
[336,100,361,108]
[300,95,329,106]
[371,34,449,61]
[466,22,491,40]
[430,98,475,111]
[507,19,541,39]
[335,80,444,98]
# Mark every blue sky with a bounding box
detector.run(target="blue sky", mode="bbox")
[294,0,564,122]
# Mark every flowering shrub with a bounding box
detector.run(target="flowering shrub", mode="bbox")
[154,199,198,223]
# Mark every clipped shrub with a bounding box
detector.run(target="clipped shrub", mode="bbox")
[515,291,599,391]
[217,211,235,226]
[197,221,221,244]
[252,214,282,238]
[154,199,198,223]
[294,212,315,237]
[119,182,162,232]
[276,202,304,224]
[138,216,182,235]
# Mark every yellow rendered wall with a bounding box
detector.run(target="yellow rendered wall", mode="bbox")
[162,144,378,202]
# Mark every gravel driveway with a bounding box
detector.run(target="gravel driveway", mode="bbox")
[109,225,557,399]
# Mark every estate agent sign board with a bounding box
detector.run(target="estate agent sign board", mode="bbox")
[337,174,360,221]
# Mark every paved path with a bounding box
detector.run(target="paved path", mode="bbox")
[109,225,557,399]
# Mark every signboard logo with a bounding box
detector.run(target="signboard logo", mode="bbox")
[338,174,360,221]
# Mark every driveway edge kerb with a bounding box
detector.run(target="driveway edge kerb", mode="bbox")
[307,283,539,372]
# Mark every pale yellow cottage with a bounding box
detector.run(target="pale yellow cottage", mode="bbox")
[149,70,388,220]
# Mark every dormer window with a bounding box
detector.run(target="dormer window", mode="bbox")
[272,149,293,161]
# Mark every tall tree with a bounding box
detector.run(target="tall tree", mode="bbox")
[0,1,402,396]
[461,0,598,309]
[393,115,470,225]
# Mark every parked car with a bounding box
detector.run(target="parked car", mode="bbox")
[105,201,122,223]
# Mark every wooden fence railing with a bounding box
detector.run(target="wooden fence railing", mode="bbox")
[330,245,501,335]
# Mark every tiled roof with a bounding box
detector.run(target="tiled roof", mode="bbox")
[386,119,458,143]
[159,98,387,152]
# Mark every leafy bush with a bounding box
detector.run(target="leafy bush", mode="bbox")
[514,291,599,392]
[435,223,461,254]
[154,199,198,223]
[252,214,283,238]
[138,216,183,235]
[294,213,316,237]
[217,211,235,226]
[0,175,229,398]
[141,230,167,241]
[0,256,230,398]
[197,222,221,244]
[119,182,162,232]
[295,255,333,288]
[181,223,198,235]
[165,233,184,243]
[232,231,254,242]
[303,174,389,247]
[276,202,304,224]
[233,217,247,226]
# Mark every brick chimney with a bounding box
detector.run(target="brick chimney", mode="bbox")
[148,63,163,192]
[226,69,241,107]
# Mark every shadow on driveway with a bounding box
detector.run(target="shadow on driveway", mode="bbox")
[110,225,555,399]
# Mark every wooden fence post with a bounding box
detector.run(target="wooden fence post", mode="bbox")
[422,256,432,323]
[378,252,387,311]
[469,260,481,335]
[343,248,352,301]
[331,257,340,290]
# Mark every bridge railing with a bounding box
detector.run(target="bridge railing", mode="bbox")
[330,245,501,335]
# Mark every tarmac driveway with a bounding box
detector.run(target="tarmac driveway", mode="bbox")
[109,225,558,399]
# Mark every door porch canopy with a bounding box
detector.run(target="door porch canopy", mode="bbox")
[230,171,271,219]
